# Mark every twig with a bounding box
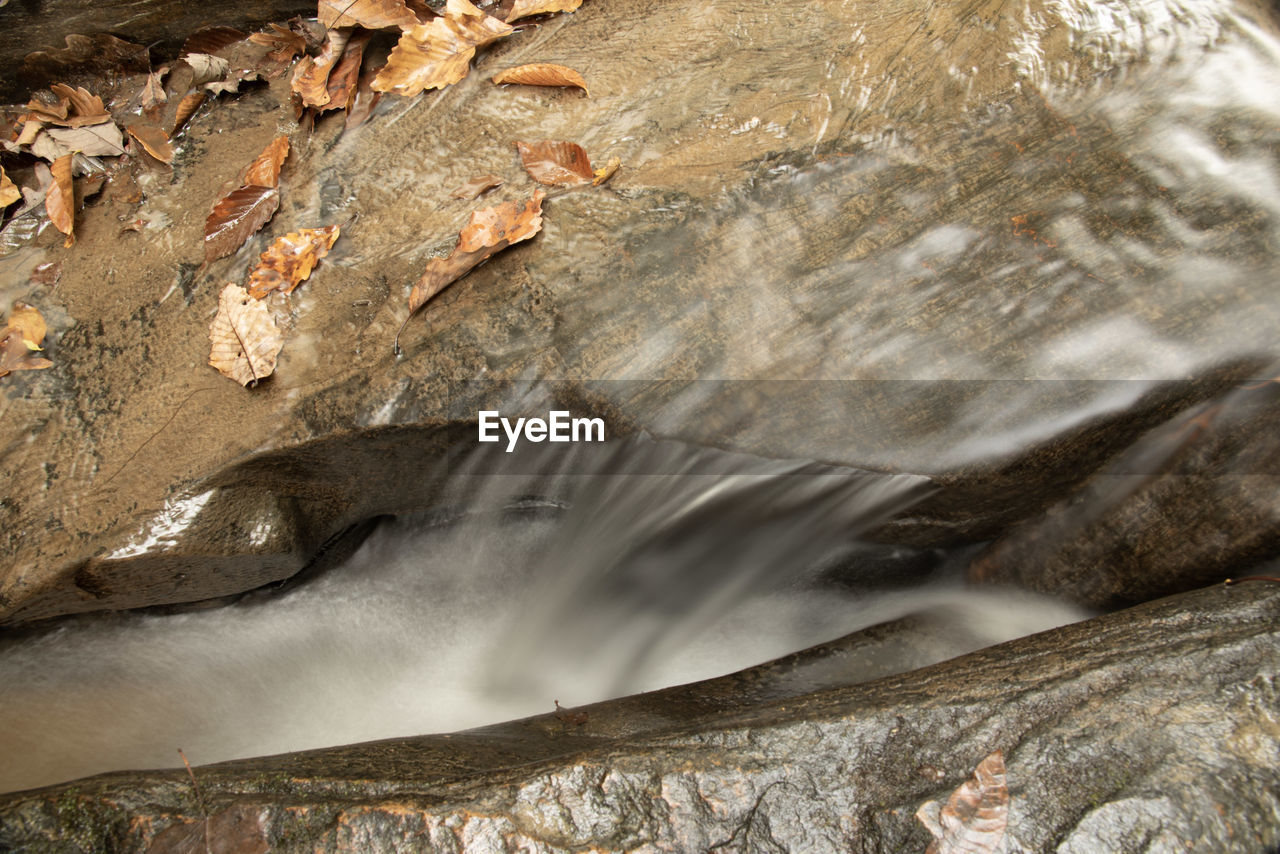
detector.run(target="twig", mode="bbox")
[96,387,215,490]
[177,748,213,854]
[1224,576,1280,586]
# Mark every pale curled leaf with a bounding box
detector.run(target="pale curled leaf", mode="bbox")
[450,174,504,199]
[916,751,1008,854]
[0,303,53,377]
[515,139,593,186]
[17,119,44,147]
[372,0,513,96]
[247,226,341,298]
[319,0,420,30]
[7,303,48,349]
[0,167,19,208]
[209,284,283,386]
[45,154,74,242]
[505,0,582,22]
[181,53,232,87]
[31,122,126,159]
[0,327,53,377]
[492,63,587,93]
[593,155,620,185]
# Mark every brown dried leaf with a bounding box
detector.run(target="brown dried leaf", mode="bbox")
[553,700,588,726]
[291,27,352,108]
[0,167,19,209]
[246,225,341,298]
[916,751,1009,854]
[45,154,74,243]
[127,122,174,164]
[323,31,372,113]
[31,122,126,159]
[204,186,281,262]
[208,284,284,386]
[0,328,53,377]
[47,83,110,126]
[515,139,593,186]
[182,26,248,57]
[170,92,207,136]
[492,63,587,93]
[505,0,582,22]
[25,93,69,123]
[141,72,168,121]
[29,261,63,287]
[407,189,544,315]
[372,0,513,96]
[319,0,420,30]
[450,174,505,199]
[249,24,308,64]
[345,63,384,130]
[200,40,271,95]
[242,136,290,189]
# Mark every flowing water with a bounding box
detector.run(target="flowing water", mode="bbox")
[0,438,1088,794]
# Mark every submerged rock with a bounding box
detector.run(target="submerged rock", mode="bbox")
[1,583,1276,852]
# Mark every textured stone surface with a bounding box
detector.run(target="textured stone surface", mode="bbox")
[3,0,1280,624]
[1,583,1277,852]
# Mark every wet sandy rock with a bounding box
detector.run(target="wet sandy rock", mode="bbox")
[2,0,1278,624]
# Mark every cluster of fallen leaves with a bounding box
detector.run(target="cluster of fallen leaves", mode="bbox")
[2,0,617,387]
[0,24,317,249]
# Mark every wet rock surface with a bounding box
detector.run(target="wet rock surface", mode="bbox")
[2,0,1279,623]
[1,583,1277,852]
[971,371,1280,608]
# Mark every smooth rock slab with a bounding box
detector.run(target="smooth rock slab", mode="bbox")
[1,583,1277,852]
